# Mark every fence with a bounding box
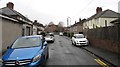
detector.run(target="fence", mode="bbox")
[87,25,120,42]
[84,24,120,53]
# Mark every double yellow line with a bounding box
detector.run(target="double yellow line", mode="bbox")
[94,59,109,67]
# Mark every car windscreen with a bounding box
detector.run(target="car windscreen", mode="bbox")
[11,37,41,48]
[50,34,54,36]
[75,35,84,38]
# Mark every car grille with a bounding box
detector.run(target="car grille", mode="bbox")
[3,59,32,66]
[79,41,86,42]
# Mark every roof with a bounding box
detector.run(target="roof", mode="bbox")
[86,9,119,21]
[110,18,120,24]
[0,13,23,24]
[94,9,119,19]
[33,22,44,27]
[0,7,32,22]
[71,19,86,27]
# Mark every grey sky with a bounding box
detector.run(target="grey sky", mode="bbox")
[0,0,119,26]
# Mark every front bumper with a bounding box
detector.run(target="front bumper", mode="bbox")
[75,42,88,46]
[2,59,44,67]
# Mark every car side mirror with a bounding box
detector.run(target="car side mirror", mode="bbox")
[7,46,10,49]
[43,41,47,46]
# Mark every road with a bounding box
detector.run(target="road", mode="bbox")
[46,35,101,66]
[0,35,106,66]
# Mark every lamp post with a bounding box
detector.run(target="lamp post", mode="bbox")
[67,17,71,37]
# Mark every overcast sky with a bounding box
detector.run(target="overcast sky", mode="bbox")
[0,0,119,26]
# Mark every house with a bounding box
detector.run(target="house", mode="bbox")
[0,2,33,36]
[33,20,44,35]
[82,7,120,53]
[70,18,86,34]
[0,13,24,54]
[83,7,119,29]
[44,22,58,33]
[110,18,120,25]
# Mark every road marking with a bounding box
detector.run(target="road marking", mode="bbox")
[94,59,109,67]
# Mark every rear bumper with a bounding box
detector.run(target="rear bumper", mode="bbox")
[46,39,54,42]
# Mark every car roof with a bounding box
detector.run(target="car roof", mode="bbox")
[74,34,84,36]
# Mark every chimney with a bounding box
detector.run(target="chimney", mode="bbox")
[96,7,102,14]
[34,20,37,23]
[7,2,14,9]
[79,18,81,22]
[75,21,76,24]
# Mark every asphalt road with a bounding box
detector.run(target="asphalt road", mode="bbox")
[0,35,104,67]
[46,35,100,66]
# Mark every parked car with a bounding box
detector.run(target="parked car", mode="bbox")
[72,34,89,46]
[2,35,49,67]
[45,33,55,43]
[59,32,63,36]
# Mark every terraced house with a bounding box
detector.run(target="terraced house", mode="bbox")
[70,19,86,34]
[83,7,118,29]
[83,7,120,53]
[0,2,33,36]
[0,2,33,55]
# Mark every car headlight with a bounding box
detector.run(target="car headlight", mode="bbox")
[84,40,88,43]
[0,59,3,62]
[75,40,79,43]
[32,55,41,62]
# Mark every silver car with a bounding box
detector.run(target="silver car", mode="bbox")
[45,33,55,43]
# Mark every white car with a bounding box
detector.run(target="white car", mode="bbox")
[72,34,89,46]
[59,32,63,36]
[45,33,55,43]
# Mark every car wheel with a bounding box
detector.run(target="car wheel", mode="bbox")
[41,55,46,65]
[46,47,49,60]
[73,41,76,46]
[72,41,75,45]
[52,41,54,43]
[72,41,74,45]
[46,51,49,60]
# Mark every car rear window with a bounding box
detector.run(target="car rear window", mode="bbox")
[11,37,41,48]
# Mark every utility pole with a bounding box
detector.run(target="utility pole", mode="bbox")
[67,17,71,37]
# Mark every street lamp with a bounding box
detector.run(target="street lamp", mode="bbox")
[67,17,71,37]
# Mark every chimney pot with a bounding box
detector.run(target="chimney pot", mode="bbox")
[34,20,37,23]
[7,2,14,9]
[96,7,102,14]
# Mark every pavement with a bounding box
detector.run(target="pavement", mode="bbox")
[83,46,120,67]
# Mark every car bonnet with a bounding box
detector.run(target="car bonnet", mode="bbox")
[3,47,41,61]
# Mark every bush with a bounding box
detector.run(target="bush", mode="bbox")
[63,32,67,36]
[64,32,74,38]
[70,32,74,38]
